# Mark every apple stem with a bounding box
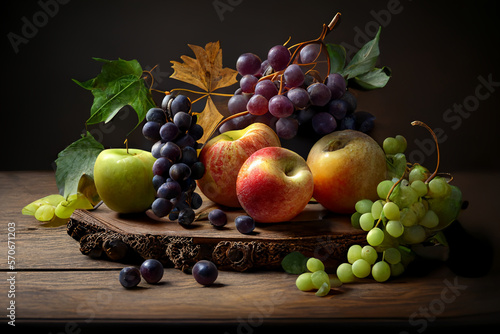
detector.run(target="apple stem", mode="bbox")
[411,121,440,183]
[124,138,129,154]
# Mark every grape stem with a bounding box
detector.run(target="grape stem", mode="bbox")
[207,12,342,143]
[376,160,409,228]
[142,65,158,91]
[258,12,342,87]
[386,172,405,202]
[411,121,440,183]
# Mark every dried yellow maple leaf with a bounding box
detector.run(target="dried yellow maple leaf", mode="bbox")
[170,41,238,143]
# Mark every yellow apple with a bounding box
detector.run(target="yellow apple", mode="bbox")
[307,130,386,214]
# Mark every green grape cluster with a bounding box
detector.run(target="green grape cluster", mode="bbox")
[281,252,342,297]
[340,134,463,283]
[338,244,411,283]
[22,193,94,223]
[296,258,343,297]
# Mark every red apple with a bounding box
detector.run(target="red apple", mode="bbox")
[197,123,281,207]
[236,147,314,223]
[307,130,386,214]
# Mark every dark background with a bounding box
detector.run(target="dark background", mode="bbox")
[3,0,500,173]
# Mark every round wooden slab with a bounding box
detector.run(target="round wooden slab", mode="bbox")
[67,194,366,271]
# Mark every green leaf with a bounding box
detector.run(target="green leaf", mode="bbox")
[281,251,308,274]
[55,131,104,198]
[340,27,382,79]
[72,58,155,128]
[325,43,346,74]
[351,66,392,90]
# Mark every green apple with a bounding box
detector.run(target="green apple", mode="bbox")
[94,148,156,214]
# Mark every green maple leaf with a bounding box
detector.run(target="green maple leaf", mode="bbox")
[72,57,155,128]
[55,131,104,198]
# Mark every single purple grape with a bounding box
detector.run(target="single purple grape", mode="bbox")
[140,259,164,284]
[192,260,218,286]
[119,267,141,288]
[235,215,255,234]
[268,45,291,71]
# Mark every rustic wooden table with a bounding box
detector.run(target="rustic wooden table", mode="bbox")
[1,171,499,333]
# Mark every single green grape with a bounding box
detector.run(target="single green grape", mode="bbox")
[411,180,428,197]
[55,201,74,219]
[400,207,418,227]
[419,210,439,228]
[386,220,404,238]
[352,259,371,278]
[35,204,56,222]
[311,270,330,289]
[337,263,355,283]
[329,275,343,288]
[383,137,402,155]
[347,244,362,264]
[359,212,375,231]
[367,228,384,246]
[384,248,402,264]
[393,183,419,209]
[428,177,451,198]
[306,258,325,272]
[296,272,315,291]
[351,212,361,229]
[355,199,373,214]
[315,282,330,297]
[390,262,405,277]
[371,200,384,220]
[372,261,391,282]
[377,180,394,199]
[395,135,407,152]
[408,165,429,183]
[410,201,427,220]
[402,225,427,244]
[361,245,378,265]
[383,202,400,220]
[427,185,462,230]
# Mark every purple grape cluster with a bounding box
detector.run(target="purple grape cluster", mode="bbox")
[142,94,205,226]
[224,44,375,140]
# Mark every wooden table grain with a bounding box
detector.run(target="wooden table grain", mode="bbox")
[1,171,499,333]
